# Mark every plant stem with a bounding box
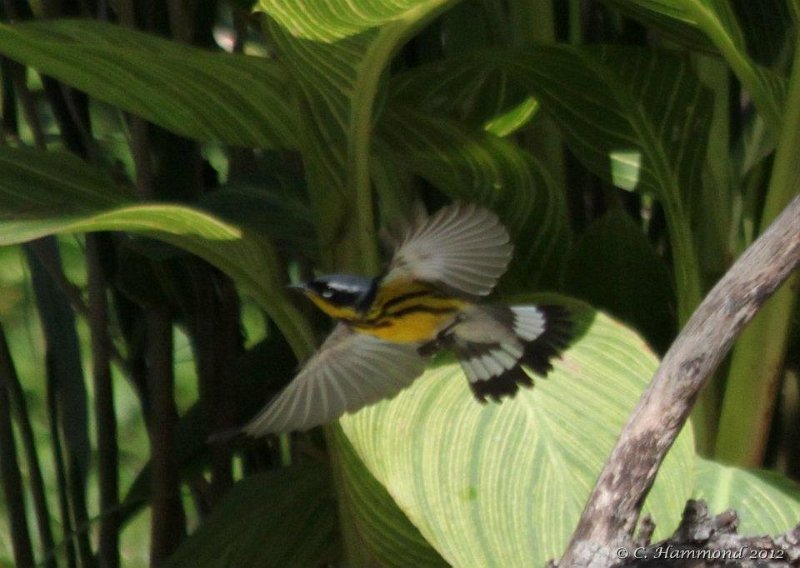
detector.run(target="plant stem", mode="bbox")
[28,242,95,568]
[145,310,186,563]
[0,326,36,568]
[7,343,57,568]
[87,235,120,567]
[714,36,800,466]
[687,54,733,454]
[684,2,781,133]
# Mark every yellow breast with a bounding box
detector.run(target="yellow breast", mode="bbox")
[352,280,468,343]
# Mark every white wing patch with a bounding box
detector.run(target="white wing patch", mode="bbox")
[460,342,525,383]
[383,203,513,297]
[511,306,546,341]
[244,326,426,434]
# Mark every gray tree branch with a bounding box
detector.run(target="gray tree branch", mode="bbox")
[559,194,800,567]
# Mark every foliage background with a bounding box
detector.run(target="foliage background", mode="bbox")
[0,0,798,566]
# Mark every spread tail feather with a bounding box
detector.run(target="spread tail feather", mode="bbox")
[456,304,572,403]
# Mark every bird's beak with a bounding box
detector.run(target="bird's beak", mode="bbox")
[287,282,309,293]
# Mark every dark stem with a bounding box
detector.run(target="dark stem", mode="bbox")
[8,58,46,149]
[29,239,132,376]
[88,236,120,568]
[28,243,94,568]
[7,343,58,568]
[145,310,186,565]
[559,194,800,566]
[47,374,78,568]
[0,326,36,568]
[192,270,241,504]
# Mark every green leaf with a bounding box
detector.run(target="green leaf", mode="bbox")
[164,465,339,568]
[375,107,570,290]
[607,0,786,131]
[508,47,711,204]
[384,45,714,318]
[603,0,713,50]
[0,146,315,356]
[500,46,711,322]
[390,55,539,136]
[257,1,457,271]
[694,457,800,535]
[340,304,696,566]
[562,209,675,352]
[0,20,298,148]
[259,0,450,42]
[334,428,449,567]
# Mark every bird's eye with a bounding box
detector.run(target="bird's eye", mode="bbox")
[321,289,334,299]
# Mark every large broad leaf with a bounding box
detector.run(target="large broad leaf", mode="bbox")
[385,45,712,320]
[607,0,786,131]
[505,47,711,207]
[340,303,696,566]
[375,107,570,290]
[164,465,338,568]
[501,46,712,322]
[335,428,449,567]
[389,45,538,137]
[694,457,800,536]
[0,146,315,356]
[0,20,297,148]
[256,1,458,270]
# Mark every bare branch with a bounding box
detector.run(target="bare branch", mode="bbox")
[559,194,800,566]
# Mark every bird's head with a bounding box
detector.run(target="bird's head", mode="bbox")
[291,274,376,320]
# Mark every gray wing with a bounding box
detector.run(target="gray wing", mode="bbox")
[244,326,427,435]
[382,203,513,297]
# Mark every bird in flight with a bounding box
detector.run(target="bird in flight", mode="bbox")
[244,202,571,435]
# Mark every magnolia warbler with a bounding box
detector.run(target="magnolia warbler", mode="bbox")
[244,203,570,435]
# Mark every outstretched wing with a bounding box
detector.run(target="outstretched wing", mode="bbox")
[382,203,513,298]
[244,325,427,435]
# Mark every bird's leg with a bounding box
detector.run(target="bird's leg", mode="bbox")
[417,314,463,357]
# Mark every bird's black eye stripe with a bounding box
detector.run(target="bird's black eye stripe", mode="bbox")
[324,288,356,304]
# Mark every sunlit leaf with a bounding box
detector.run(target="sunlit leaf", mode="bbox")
[258,0,450,42]
[695,457,800,536]
[340,304,695,566]
[335,428,449,567]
